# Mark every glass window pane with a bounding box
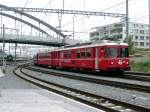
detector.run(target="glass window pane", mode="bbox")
[107,48,118,58]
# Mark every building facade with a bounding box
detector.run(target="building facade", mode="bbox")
[90,22,150,49]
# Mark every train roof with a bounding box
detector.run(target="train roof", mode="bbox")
[52,42,128,52]
[37,41,128,55]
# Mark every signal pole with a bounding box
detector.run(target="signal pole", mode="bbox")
[2,24,6,73]
[148,0,150,49]
[72,16,75,39]
[126,0,129,40]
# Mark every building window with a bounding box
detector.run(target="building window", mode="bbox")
[140,42,144,46]
[145,30,149,34]
[90,32,99,37]
[140,30,144,34]
[146,36,150,40]
[140,36,144,40]
[122,23,125,27]
[134,42,138,46]
[135,36,138,40]
[141,25,144,28]
[146,43,150,46]
[133,24,138,28]
[133,29,138,34]
[133,24,136,27]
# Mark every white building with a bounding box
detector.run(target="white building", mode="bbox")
[90,22,150,49]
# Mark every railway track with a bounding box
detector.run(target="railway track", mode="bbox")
[25,66,150,93]
[14,64,150,112]
[117,73,150,82]
[33,65,150,83]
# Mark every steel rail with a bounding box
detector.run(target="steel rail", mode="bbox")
[13,65,149,112]
[26,66,150,93]
[118,74,150,82]
[125,71,150,76]
[31,65,150,82]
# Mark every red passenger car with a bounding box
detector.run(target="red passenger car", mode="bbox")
[34,42,130,72]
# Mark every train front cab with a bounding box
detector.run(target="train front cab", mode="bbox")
[98,45,130,71]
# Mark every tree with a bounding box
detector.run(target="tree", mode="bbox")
[127,36,135,55]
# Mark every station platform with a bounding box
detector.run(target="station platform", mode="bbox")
[0,89,103,112]
[0,65,103,112]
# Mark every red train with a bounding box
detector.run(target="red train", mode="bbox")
[34,42,130,72]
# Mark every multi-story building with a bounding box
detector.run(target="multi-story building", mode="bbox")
[90,22,150,49]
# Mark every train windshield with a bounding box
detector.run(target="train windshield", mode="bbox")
[106,47,128,58]
[107,48,118,58]
[120,48,129,57]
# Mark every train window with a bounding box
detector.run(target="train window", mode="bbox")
[64,53,67,58]
[64,51,71,58]
[121,48,128,57]
[81,52,86,57]
[76,50,80,58]
[51,53,54,58]
[60,52,63,58]
[86,49,91,57]
[104,48,107,58]
[100,48,104,53]
[39,53,49,58]
[100,48,105,57]
[86,52,91,57]
[107,48,118,58]
[81,49,86,58]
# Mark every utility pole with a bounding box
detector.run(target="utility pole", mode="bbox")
[126,0,129,40]
[72,16,75,39]
[148,0,150,49]
[15,43,17,63]
[2,24,6,73]
[61,0,65,46]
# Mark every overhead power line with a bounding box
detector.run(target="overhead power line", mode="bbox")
[9,7,125,17]
[65,0,83,9]
[24,0,30,8]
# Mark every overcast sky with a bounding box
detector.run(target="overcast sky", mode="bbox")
[0,0,149,56]
[0,0,149,40]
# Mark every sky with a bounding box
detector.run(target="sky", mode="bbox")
[0,0,149,40]
[0,0,149,56]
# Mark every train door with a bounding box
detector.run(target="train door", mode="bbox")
[49,52,52,66]
[95,47,99,70]
[56,52,58,66]
[98,47,106,70]
[55,52,58,66]
[34,54,38,65]
[51,52,55,66]
[59,51,63,67]
[71,50,76,68]
[47,52,51,66]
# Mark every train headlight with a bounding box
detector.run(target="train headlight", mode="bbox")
[126,61,129,65]
[123,60,126,63]
[110,61,114,65]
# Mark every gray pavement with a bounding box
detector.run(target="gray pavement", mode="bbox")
[0,89,103,112]
[0,65,40,89]
[0,65,103,112]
